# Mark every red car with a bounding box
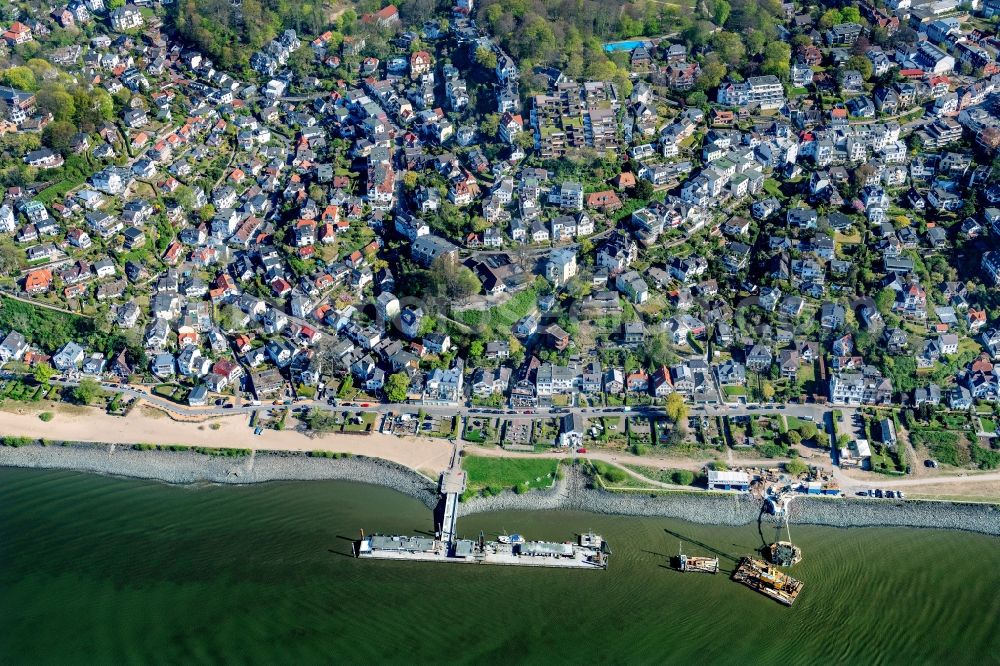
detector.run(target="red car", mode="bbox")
[576,448,587,454]
[360,403,370,407]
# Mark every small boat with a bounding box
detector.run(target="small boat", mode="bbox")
[497,532,525,545]
[671,542,719,574]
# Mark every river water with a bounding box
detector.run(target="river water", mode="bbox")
[1,468,998,664]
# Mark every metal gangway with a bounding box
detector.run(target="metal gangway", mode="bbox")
[438,444,467,551]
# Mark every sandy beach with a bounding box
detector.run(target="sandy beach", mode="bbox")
[0,403,455,474]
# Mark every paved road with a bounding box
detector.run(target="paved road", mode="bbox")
[56,376,845,422]
[40,378,1000,493]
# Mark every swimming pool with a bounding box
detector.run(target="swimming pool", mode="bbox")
[604,40,649,52]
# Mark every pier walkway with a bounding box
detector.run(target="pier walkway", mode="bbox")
[439,444,466,550]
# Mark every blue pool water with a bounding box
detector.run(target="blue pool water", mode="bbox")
[604,40,648,52]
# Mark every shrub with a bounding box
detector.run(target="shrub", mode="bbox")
[38,411,53,422]
[593,462,627,484]
[784,459,809,476]
[759,443,784,458]
[1,436,34,447]
[671,469,695,485]
[971,445,1000,470]
[630,443,650,456]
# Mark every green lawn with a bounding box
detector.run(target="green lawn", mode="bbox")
[461,455,558,495]
[980,418,997,434]
[342,412,376,433]
[463,418,497,443]
[763,178,784,199]
[36,176,85,204]
[152,384,190,403]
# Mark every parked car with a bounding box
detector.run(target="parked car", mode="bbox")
[576,448,587,454]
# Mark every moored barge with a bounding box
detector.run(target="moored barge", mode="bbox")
[731,556,803,606]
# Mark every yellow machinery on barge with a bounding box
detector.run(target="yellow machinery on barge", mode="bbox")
[732,557,803,606]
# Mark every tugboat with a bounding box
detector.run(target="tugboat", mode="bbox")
[732,556,804,606]
[671,542,719,574]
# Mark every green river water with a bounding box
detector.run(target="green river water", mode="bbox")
[1,467,999,664]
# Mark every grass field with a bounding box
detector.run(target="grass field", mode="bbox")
[461,455,558,496]
[342,411,376,433]
[623,464,703,487]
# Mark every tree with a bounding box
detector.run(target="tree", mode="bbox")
[402,171,419,190]
[746,30,767,56]
[841,7,862,23]
[0,66,37,91]
[32,363,56,385]
[854,162,877,188]
[875,288,896,316]
[710,0,731,26]
[42,121,76,153]
[712,31,746,68]
[847,55,874,81]
[818,8,843,30]
[469,340,484,360]
[171,185,197,212]
[218,304,245,332]
[0,237,23,277]
[762,382,776,400]
[479,113,500,139]
[798,422,819,441]
[696,53,727,91]
[384,372,409,403]
[682,19,714,47]
[634,178,655,201]
[73,378,103,405]
[762,41,791,80]
[37,87,76,123]
[665,393,688,424]
[475,46,498,71]
[432,256,481,300]
[786,430,802,447]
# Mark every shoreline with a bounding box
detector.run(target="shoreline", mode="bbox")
[2,442,999,535]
